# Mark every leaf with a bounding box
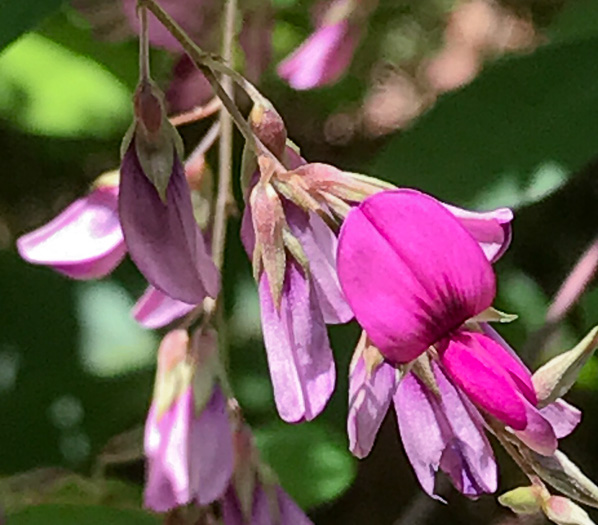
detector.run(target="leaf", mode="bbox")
[0,0,63,53]
[8,504,159,525]
[255,421,356,508]
[372,37,598,209]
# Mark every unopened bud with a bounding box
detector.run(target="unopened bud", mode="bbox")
[498,485,544,515]
[134,81,163,135]
[544,496,596,525]
[249,103,287,160]
[533,326,598,407]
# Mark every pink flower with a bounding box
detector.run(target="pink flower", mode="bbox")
[144,329,234,511]
[278,16,360,90]
[337,189,530,427]
[17,183,126,279]
[132,285,195,329]
[241,150,352,423]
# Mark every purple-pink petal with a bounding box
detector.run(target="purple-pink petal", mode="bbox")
[444,204,513,262]
[277,21,360,90]
[439,331,527,430]
[540,399,581,439]
[512,399,557,456]
[337,189,496,364]
[17,186,126,279]
[348,356,397,458]
[119,143,219,304]
[394,365,496,498]
[285,205,353,324]
[133,285,196,329]
[259,261,335,422]
[144,387,233,511]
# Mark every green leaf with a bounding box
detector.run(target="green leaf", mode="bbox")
[0,33,131,137]
[372,37,598,209]
[9,504,159,525]
[255,422,356,508]
[0,0,63,53]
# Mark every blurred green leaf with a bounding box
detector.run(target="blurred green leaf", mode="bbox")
[0,33,130,137]
[255,421,356,508]
[0,0,63,53]
[373,37,598,209]
[549,0,598,43]
[9,504,159,525]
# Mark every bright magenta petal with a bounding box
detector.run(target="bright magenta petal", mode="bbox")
[133,285,196,329]
[337,189,496,364]
[439,331,527,430]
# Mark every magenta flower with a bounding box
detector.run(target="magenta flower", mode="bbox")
[337,189,533,428]
[342,189,582,497]
[144,329,233,511]
[17,183,126,279]
[277,10,361,90]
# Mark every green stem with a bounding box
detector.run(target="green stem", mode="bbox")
[137,4,150,81]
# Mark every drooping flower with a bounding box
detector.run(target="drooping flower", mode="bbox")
[341,189,584,498]
[144,328,233,511]
[119,80,219,304]
[16,174,126,279]
[221,423,313,525]
[278,0,372,90]
[337,189,532,427]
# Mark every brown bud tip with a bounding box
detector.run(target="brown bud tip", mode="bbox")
[134,81,164,135]
[250,103,287,160]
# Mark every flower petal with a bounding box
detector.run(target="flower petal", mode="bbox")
[133,285,196,329]
[434,363,497,495]
[337,189,496,364]
[259,261,335,422]
[444,204,513,262]
[188,387,234,505]
[286,205,353,324]
[348,356,397,458]
[540,399,582,439]
[277,21,360,90]
[394,371,446,498]
[513,399,557,456]
[119,144,219,304]
[439,331,527,430]
[17,186,126,279]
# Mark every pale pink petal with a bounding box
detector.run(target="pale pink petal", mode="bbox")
[259,261,335,422]
[286,205,353,324]
[188,387,234,505]
[277,21,360,90]
[119,144,219,304]
[17,186,126,279]
[337,189,495,364]
[444,204,513,262]
[439,331,527,430]
[133,285,196,329]
[540,399,581,439]
[434,363,497,495]
[348,356,397,458]
[394,371,446,498]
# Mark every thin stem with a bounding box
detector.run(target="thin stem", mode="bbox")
[139,0,287,174]
[138,4,150,81]
[212,0,237,271]
[187,120,221,168]
[169,97,222,127]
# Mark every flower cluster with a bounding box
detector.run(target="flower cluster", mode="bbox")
[14,1,598,524]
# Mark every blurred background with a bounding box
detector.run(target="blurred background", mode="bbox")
[2,0,598,523]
